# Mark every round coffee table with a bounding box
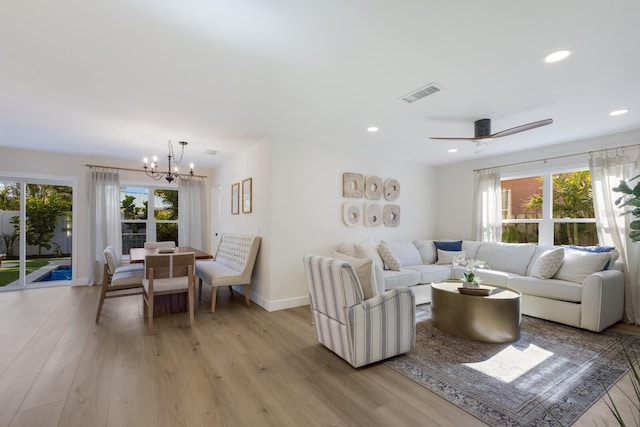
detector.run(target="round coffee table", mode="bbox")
[431,281,522,343]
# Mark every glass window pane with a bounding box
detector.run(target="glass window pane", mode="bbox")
[122,222,146,255]
[502,223,539,244]
[0,181,20,287]
[554,223,598,246]
[501,177,543,220]
[552,171,594,219]
[154,189,178,220]
[156,223,178,244]
[121,187,148,220]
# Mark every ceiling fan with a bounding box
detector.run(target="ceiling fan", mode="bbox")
[430,118,553,143]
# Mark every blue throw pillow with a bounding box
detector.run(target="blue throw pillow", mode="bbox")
[563,245,616,270]
[433,240,463,262]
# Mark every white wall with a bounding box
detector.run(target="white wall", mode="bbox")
[0,146,214,285]
[211,136,437,311]
[434,128,640,239]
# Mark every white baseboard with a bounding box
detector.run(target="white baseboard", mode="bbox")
[231,285,309,312]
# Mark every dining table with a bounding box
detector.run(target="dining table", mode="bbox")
[129,246,213,316]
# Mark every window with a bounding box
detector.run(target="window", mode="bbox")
[120,186,179,254]
[501,170,597,246]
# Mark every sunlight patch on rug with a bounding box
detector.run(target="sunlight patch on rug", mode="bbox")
[464,344,553,383]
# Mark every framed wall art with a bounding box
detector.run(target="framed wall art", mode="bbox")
[231,182,240,215]
[242,177,253,213]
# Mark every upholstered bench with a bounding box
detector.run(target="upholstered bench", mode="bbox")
[195,233,261,312]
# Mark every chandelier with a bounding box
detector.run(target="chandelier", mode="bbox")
[143,140,194,183]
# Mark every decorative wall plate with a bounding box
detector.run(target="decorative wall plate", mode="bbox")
[383,204,400,227]
[342,203,361,226]
[343,172,363,198]
[365,176,382,200]
[384,178,400,201]
[365,203,382,227]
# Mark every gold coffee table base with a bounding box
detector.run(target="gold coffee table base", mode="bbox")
[431,281,522,343]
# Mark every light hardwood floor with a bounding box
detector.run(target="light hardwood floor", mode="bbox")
[0,285,638,427]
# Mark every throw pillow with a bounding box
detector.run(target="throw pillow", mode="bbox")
[381,240,422,266]
[377,242,402,271]
[354,242,385,268]
[433,240,463,262]
[563,245,617,270]
[436,249,467,265]
[553,249,611,284]
[331,252,379,300]
[529,248,564,279]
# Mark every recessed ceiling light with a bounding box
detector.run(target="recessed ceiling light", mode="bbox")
[609,109,629,116]
[544,50,572,63]
[448,148,458,153]
[367,126,379,133]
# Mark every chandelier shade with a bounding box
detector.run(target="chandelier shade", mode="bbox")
[143,140,194,183]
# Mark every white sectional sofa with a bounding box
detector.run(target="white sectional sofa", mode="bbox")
[334,240,624,332]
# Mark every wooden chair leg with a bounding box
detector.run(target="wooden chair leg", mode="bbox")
[147,292,154,334]
[95,265,111,323]
[243,285,251,306]
[188,286,194,328]
[211,287,217,313]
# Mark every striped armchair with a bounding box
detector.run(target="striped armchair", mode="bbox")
[303,254,416,368]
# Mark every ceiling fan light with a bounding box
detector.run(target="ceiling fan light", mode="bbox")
[544,50,572,63]
[609,109,628,116]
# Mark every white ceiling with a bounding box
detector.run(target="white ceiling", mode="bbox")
[1,1,639,169]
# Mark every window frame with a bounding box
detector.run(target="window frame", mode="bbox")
[120,184,179,256]
[501,167,596,246]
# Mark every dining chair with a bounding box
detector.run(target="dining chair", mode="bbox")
[96,246,145,323]
[143,241,177,249]
[142,252,196,334]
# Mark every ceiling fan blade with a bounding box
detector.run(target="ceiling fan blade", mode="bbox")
[429,135,493,141]
[489,118,553,139]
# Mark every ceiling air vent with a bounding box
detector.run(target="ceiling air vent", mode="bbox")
[400,83,444,103]
[205,149,217,156]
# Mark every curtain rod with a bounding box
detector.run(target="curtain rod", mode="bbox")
[85,164,208,179]
[473,142,640,173]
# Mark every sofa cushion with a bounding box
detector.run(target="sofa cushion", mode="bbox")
[413,240,436,264]
[335,241,357,257]
[332,252,379,299]
[462,241,482,259]
[383,269,421,289]
[507,276,582,303]
[553,249,611,284]
[404,264,452,283]
[436,249,467,265]
[378,242,402,271]
[354,242,385,268]
[382,240,422,266]
[530,248,565,279]
[475,242,536,276]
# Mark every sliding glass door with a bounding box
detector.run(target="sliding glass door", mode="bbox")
[0,179,73,290]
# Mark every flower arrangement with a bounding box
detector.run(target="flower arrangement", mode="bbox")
[459,258,486,286]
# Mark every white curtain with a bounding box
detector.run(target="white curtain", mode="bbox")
[88,169,121,285]
[589,149,640,324]
[178,178,208,250]
[472,168,502,242]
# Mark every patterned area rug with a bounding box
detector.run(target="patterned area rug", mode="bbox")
[385,305,640,426]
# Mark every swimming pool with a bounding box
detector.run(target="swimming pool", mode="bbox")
[38,266,72,282]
